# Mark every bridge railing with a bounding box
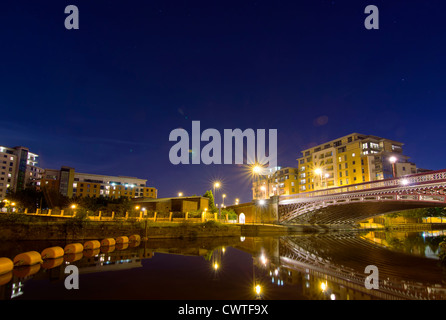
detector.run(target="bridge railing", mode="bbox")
[280,169,446,202]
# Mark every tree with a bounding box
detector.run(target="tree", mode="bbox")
[203,190,217,213]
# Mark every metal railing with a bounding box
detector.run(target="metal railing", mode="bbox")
[280,169,446,202]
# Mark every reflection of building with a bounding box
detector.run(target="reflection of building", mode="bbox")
[38,166,157,199]
[0,145,43,199]
[296,133,417,193]
[253,166,300,200]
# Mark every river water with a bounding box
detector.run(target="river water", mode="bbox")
[1,230,446,300]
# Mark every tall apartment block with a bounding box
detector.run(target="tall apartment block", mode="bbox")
[0,145,43,200]
[39,167,157,200]
[296,133,417,192]
[252,133,418,200]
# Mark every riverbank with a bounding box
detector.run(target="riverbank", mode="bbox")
[0,218,241,241]
[1,214,444,241]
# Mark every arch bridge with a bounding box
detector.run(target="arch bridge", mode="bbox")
[278,169,446,225]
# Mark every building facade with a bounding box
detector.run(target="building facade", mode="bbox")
[253,166,300,200]
[296,133,416,193]
[39,167,157,200]
[0,145,43,200]
[251,133,418,200]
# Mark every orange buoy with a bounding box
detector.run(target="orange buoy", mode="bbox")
[41,246,65,259]
[0,258,14,275]
[129,234,141,242]
[64,243,84,254]
[100,238,116,246]
[13,251,43,266]
[84,240,101,250]
[116,236,129,244]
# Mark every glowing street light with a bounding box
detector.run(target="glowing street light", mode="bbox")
[71,204,77,209]
[178,192,183,197]
[252,165,262,174]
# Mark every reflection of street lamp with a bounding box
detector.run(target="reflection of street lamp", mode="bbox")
[389,156,397,178]
[314,168,323,189]
[255,284,262,295]
[260,185,266,199]
[70,204,77,216]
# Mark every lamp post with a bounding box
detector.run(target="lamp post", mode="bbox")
[213,182,220,214]
[252,165,262,199]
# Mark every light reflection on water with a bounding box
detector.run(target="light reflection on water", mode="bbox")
[0,230,446,300]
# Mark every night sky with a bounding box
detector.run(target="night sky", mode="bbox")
[1,1,445,203]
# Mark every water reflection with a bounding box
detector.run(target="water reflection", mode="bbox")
[0,231,445,300]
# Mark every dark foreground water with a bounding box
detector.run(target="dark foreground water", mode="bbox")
[1,230,446,300]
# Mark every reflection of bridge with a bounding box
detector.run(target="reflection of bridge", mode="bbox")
[278,234,446,300]
[277,169,446,225]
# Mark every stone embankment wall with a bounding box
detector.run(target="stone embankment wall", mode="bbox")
[0,219,241,241]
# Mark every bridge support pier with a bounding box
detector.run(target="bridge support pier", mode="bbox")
[254,196,279,224]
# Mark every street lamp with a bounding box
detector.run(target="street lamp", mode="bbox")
[178,192,183,197]
[213,182,220,196]
[222,194,226,207]
[252,165,263,200]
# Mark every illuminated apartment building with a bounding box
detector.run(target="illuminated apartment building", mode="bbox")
[39,167,157,199]
[73,172,157,199]
[296,133,416,192]
[252,166,300,200]
[0,145,43,199]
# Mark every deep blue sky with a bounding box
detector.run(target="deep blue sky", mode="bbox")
[1,1,445,203]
